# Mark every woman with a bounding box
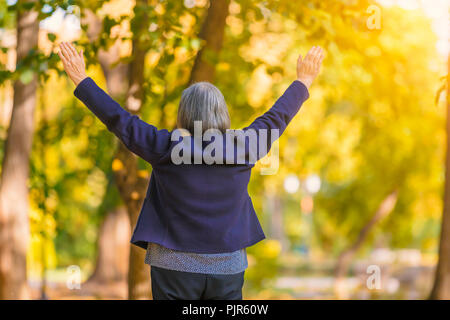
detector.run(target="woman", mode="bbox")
[58,42,323,300]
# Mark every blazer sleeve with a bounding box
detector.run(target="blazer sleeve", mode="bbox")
[243,80,310,159]
[73,77,171,164]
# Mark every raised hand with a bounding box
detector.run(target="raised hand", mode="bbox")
[58,42,87,86]
[296,46,324,89]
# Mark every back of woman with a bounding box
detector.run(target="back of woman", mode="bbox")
[142,160,259,253]
[58,42,324,300]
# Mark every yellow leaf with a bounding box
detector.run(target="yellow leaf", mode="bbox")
[112,159,124,171]
[130,191,140,200]
[138,170,149,179]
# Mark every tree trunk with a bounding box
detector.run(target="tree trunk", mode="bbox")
[117,0,231,299]
[115,0,231,299]
[189,0,230,84]
[83,3,157,299]
[82,9,129,100]
[83,0,231,299]
[82,7,150,299]
[334,190,398,299]
[114,0,152,300]
[0,0,39,299]
[86,207,130,284]
[81,9,131,288]
[430,55,450,299]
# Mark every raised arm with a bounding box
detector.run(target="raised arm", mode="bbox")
[244,46,324,158]
[58,42,170,164]
[246,46,324,134]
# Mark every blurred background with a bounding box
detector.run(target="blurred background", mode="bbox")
[0,0,449,300]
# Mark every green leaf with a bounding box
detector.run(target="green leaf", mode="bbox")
[191,38,201,50]
[7,4,17,12]
[47,33,56,42]
[22,1,35,10]
[19,69,34,84]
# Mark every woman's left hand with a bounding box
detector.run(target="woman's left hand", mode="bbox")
[58,42,87,86]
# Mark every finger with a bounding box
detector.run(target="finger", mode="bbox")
[319,49,325,61]
[60,42,72,59]
[316,46,322,54]
[63,42,75,59]
[297,54,303,65]
[316,57,323,70]
[319,52,325,65]
[310,46,319,60]
[311,48,318,64]
[305,47,315,61]
[57,50,69,65]
[316,47,323,62]
[316,54,324,72]
[57,51,64,63]
[58,43,67,59]
[67,42,79,58]
[79,49,84,59]
[313,47,322,65]
[58,52,72,72]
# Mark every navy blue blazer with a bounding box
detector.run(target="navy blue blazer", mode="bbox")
[74,77,309,253]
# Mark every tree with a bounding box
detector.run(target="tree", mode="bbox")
[430,54,450,300]
[299,4,441,260]
[0,0,39,299]
[77,0,195,299]
[334,190,398,298]
[80,7,131,290]
[189,0,230,83]
[113,0,230,298]
[117,0,152,299]
[86,207,130,286]
[79,1,152,299]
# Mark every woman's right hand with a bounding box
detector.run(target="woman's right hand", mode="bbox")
[58,42,88,87]
[296,46,324,89]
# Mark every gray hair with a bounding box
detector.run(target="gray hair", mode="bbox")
[177,82,231,134]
